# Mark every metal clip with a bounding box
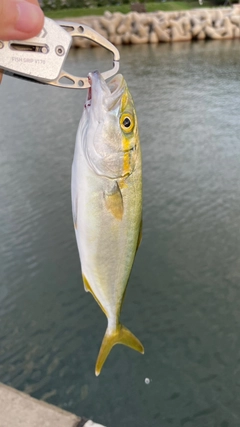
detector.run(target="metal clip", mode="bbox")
[52,21,120,89]
[0,17,120,89]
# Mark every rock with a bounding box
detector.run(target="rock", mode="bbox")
[149,31,158,43]
[91,19,108,39]
[205,25,222,39]
[232,4,240,14]
[169,19,184,36]
[66,8,240,49]
[190,16,198,26]
[117,24,127,35]
[106,13,124,35]
[171,26,191,41]
[180,17,191,34]
[104,11,112,19]
[222,17,234,38]
[214,19,223,29]
[130,11,141,23]
[211,9,223,23]
[154,25,170,42]
[182,11,191,19]
[140,15,152,26]
[168,12,179,20]
[205,14,213,26]
[197,30,206,40]
[130,33,149,44]
[135,23,149,37]
[233,26,240,38]
[99,16,111,31]
[159,19,169,30]
[216,26,228,36]
[100,13,121,36]
[122,31,131,44]
[119,15,132,33]
[112,35,123,45]
[230,15,240,26]
[107,23,115,35]
[156,11,165,19]
[192,24,204,37]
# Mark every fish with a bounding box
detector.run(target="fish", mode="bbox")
[71,70,144,376]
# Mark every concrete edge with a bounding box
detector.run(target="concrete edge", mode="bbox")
[0,383,106,427]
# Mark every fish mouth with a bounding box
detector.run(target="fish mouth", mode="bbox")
[84,75,92,109]
[107,74,125,95]
[85,71,125,111]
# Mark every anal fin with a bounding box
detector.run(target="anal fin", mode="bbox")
[136,218,143,252]
[82,274,108,317]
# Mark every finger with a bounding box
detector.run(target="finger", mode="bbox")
[0,0,44,41]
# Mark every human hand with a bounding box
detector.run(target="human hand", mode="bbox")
[0,0,44,41]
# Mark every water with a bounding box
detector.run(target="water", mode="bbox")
[1,40,240,427]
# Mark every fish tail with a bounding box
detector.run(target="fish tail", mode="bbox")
[95,324,144,376]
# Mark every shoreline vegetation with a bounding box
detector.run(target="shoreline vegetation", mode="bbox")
[45,5,240,46]
[45,2,212,18]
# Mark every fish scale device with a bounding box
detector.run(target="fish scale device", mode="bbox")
[0,17,120,88]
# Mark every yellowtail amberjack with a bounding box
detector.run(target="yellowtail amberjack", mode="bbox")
[71,70,144,376]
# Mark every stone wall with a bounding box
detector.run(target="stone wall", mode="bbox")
[69,6,240,47]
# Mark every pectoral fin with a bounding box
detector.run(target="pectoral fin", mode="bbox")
[104,181,123,220]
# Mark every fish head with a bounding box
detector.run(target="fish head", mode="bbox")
[82,70,140,179]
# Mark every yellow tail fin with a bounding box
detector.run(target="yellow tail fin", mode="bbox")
[95,324,144,376]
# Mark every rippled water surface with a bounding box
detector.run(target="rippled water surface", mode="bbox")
[1,40,240,426]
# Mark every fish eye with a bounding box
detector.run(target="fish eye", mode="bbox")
[120,113,134,133]
[123,117,131,128]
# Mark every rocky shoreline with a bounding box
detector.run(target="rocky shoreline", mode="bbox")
[64,6,240,48]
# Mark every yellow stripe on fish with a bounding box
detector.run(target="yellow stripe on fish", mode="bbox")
[120,113,136,178]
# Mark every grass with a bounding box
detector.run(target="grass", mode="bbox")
[44,1,212,19]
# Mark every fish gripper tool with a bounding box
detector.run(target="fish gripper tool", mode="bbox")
[0,17,120,89]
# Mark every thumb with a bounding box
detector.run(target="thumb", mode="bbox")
[0,0,44,41]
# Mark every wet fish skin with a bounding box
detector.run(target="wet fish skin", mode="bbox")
[71,71,144,376]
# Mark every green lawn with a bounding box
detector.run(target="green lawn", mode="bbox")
[45,2,212,19]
